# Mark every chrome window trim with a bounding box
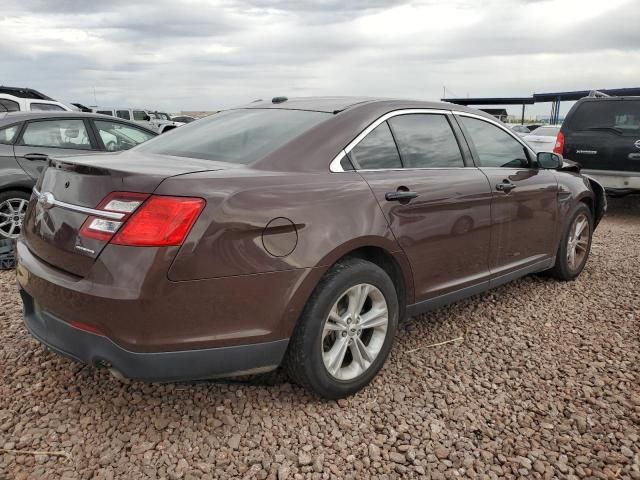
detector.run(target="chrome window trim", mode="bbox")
[32,188,125,220]
[329,108,451,172]
[328,108,537,173]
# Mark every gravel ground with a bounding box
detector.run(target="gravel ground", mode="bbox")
[1,198,638,480]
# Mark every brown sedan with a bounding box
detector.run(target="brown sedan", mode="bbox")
[16,97,606,399]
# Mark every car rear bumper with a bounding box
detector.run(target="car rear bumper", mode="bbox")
[20,288,288,381]
[582,169,640,192]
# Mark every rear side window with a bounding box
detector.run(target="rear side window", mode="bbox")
[95,120,155,151]
[30,103,65,112]
[136,109,331,164]
[133,110,147,120]
[0,99,19,113]
[349,122,402,170]
[97,110,113,116]
[460,116,530,168]
[388,114,464,168]
[21,119,91,150]
[0,125,20,144]
[117,110,131,120]
[567,100,640,135]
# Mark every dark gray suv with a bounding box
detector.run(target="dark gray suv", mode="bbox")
[0,111,157,238]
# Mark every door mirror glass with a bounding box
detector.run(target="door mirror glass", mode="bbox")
[537,151,563,169]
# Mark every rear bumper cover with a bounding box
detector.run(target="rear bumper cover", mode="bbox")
[20,288,289,382]
[582,169,640,192]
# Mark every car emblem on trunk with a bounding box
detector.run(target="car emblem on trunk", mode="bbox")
[634,139,640,149]
[37,192,55,210]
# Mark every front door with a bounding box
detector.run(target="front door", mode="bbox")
[349,113,493,302]
[13,118,96,179]
[456,115,559,278]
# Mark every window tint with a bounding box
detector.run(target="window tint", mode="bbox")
[0,125,20,144]
[97,110,113,116]
[30,103,65,112]
[349,122,402,170]
[133,110,148,121]
[568,100,640,134]
[95,120,155,151]
[136,109,330,164]
[21,119,91,149]
[460,117,529,168]
[116,110,131,120]
[0,99,19,113]
[388,114,464,168]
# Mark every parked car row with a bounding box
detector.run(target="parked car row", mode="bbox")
[14,96,606,399]
[0,112,157,238]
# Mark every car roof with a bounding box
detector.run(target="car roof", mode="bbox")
[0,111,158,133]
[242,96,487,116]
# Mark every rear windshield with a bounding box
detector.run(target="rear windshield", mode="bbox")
[137,109,330,164]
[530,126,559,137]
[568,100,640,134]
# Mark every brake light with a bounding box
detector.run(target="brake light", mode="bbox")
[112,196,205,246]
[79,192,149,241]
[553,131,565,154]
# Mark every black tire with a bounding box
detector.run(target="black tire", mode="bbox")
[0,190,31,239]
[548,203,593,281]
[285,258,399,399]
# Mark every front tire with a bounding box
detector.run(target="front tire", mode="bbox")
[548,203,593,281]
[285,258,398,399]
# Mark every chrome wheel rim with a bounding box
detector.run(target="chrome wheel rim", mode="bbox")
[567,213,589,271]
[321,283,388,381]
[0,198,28,239]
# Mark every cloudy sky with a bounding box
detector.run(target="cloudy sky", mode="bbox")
[1,0,639,118]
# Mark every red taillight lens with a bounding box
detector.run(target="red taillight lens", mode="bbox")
[553,131,565,154]
[111,196,205,247]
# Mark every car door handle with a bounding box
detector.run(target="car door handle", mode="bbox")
[496,181,517,193]
[385,191,419,202]
[23,153,49,161]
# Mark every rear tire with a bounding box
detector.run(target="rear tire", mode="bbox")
[548,203,593,281]
[285,258,398,399]
[0,190,31,239]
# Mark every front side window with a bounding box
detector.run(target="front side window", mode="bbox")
[388,114,464,168]
[0,125,20,144]
[116,110,131,120]
[460,116,530,168]
[133,110,148,121]
[95,120,155,151]
[137,108,330,164]
[30,103,65,112]
[349,122,402,170]
[0,99,20,113]
[21,119,91,149]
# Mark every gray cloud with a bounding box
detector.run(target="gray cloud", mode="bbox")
[1,0,638,118]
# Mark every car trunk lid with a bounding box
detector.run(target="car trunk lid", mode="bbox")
[22,151,228,277]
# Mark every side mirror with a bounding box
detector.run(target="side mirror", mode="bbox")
[537,151,563,169]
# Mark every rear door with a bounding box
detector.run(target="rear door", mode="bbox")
[456,114,558,279]
[565,99,640,173]
[13,118,99,179]
[352,111,493,302]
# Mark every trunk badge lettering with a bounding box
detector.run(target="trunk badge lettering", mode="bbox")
[75,244,95,255]
[634,139,640,149]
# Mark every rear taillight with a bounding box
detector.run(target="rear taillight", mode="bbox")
[80,192,149,241]
[112,196,205,246]
[553,131,565,154]
[79,193,205,247]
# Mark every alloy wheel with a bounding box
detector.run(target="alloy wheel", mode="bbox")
[321,283,389,380]
[567,213,589,271]
[0,198,28,239]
